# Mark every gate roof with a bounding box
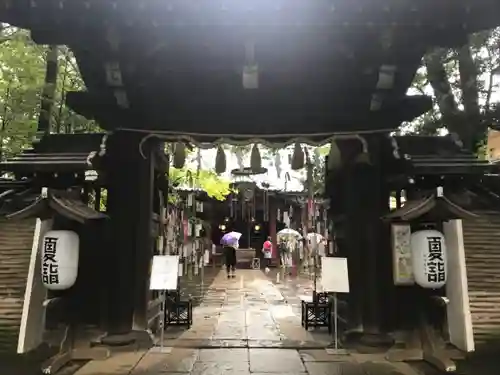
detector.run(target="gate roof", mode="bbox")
[1,1,499,146]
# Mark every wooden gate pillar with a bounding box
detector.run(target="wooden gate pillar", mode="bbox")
[344,137,392,345]
[101,131,155,344]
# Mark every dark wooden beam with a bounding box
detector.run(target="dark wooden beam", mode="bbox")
[101,131,154,342]
[3,0,499,40]
[66,90,430,137]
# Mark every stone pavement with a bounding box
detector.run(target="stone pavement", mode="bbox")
[161,268,331,348]
[72,269,439,375]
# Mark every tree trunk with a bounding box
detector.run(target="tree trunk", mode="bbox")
[425,45,483,152]
[37,45,58,135]
[457,43,484,151]
[424,48,461,136]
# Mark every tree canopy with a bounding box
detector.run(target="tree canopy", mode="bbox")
[0,28,101,158]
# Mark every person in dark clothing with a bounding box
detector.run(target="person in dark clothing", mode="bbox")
[224,245,237,278]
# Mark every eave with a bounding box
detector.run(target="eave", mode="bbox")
[0,133,107,174]
[382,193,478,223]
[65,91,430,146]
[5,189,108,224]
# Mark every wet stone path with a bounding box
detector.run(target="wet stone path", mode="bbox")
[161,269,331,348]
[74,270,425,375]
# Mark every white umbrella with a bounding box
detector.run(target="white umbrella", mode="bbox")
[306,233,324,244]
[277,228,303,239]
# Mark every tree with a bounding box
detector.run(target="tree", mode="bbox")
[404,28,500,154]
[0,28,99,160]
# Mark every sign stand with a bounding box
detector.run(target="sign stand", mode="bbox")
[151,290,171,354]
[320,257,350,355]
[149,255,179,355]
[332,293,342,351]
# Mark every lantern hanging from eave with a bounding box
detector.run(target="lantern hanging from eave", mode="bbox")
[41,230,80,291]
[410,229,447,289]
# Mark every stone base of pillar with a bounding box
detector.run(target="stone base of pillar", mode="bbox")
[99,330,154,349]
[100,332,136,346]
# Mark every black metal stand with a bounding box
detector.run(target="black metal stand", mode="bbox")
[164,287,192,328]
[301,292,332,332]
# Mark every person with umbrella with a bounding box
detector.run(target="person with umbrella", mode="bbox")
[221,231,241,278]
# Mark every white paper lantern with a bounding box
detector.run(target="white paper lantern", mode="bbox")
[410,229,447,289]
[41,230,79,290]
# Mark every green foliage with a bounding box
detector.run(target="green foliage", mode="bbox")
[0,28,100,160]
[0,30,45,158]
[169,166,232,201]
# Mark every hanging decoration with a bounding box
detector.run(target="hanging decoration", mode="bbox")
[250,144,262,171]
[410,229,447,289]
[263,188,269,221]
[283,211,290,227]
[274,152,282,178]
[291,143,305,170]
[173,142,186,169]
[284,172,291,192]
[186,170,194,188]
[41,230,80,291]
[229,195,235,218]
[327,140,342,170]
[235,147,244,170]
[215,146,226,174]
[196,148,202,176]
[252,195,256,219]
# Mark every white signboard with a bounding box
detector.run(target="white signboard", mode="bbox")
[320,257,350,293]
[150,255,179,291]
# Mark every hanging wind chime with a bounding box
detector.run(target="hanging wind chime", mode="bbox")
[250,143,262,172]
[173,142,186,169]
[215,146,226,174]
